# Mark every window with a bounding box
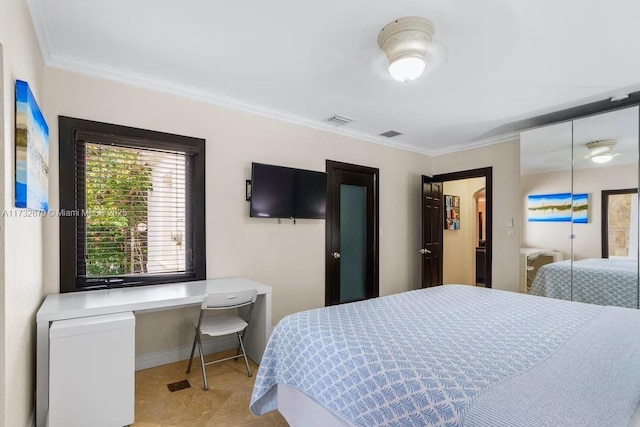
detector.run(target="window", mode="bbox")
[602,188,638,259]
[59,117,205,292]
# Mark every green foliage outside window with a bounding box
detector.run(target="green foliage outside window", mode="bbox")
[85,145,152,276]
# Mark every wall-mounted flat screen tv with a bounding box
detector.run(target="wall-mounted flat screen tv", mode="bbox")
[250,162,327,219]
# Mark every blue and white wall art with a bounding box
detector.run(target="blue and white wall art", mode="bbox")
[527,193,588,223]
[15,80,49,211]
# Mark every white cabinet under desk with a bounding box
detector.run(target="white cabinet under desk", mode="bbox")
[35,277,273,427]
[519,248,564,293]
[49,312,135,427]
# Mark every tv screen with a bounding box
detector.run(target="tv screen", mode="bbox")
[293,169,327,219]
[250,163,327,219]
[250,163,294,218]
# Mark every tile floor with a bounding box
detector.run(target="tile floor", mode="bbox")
[133,349,288,427]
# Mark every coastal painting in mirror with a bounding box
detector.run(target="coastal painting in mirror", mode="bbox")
[527,193,588,223]
[15,80,49,211]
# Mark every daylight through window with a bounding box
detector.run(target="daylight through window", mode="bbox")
[82,143,188,278]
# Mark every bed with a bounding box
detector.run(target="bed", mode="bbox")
[250,285,640,426]
[529,258,638,308]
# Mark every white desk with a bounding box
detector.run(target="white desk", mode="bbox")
[519,248,563,293]
[36,277,272,427]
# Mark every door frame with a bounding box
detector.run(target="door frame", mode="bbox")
[433,167,493,288]
[325,160,379,306]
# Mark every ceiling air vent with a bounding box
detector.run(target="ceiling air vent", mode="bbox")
[380,130,403,138]
[325,115,353,126]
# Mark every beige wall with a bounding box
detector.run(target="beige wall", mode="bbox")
[0,0,46,425]
[443,177,485,285]
[521,163,638,260]
[43,67,432,356]
[432,140,521,292]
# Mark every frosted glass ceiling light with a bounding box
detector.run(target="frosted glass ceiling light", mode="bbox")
[388,57,426,82]
[584,140,620,164]
[377,16,435,82]
[591,154,613,164]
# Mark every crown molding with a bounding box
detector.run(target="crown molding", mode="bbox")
[428,132,520,156]
[26,0,53,62]
[45,52,440,156]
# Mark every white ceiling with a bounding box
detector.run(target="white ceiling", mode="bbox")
[27,0,640,155]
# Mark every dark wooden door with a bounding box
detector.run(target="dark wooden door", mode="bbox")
[421,175,443,287]
[326,161,379,305]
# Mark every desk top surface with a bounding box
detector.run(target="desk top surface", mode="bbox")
[37,277,271,323]
[520,247,557,256]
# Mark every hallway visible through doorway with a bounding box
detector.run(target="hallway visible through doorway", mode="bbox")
[442,177,486,287]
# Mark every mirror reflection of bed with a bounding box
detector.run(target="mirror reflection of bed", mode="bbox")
[531,257,639,308]
[520,106,640,308]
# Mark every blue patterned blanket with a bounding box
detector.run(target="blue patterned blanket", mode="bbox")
[250,285,640,426]
[530,258,638,308]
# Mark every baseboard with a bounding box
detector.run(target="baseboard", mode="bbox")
[135,336,238,371]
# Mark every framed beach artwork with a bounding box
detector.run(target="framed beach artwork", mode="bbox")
[15,80,49,211]
[527,193,588,223]
[571,193,588,223]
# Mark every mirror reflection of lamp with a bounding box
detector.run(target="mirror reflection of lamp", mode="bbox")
[584,140,620,164]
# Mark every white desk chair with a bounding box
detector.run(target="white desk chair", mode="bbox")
[526,253,540,291]
[186,289,258,390]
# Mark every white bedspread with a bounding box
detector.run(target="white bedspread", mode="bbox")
[250,285,640,426]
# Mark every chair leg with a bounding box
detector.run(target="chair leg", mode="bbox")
[197,333,208,390]
[186,327,198,373]
[237,332,252,377]
[234,341,241,361]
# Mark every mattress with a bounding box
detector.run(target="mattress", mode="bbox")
[530,258,638,308]
[250,285,640,426]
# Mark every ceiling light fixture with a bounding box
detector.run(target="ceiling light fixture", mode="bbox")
[377,16,435,83]
[584,140,620,164]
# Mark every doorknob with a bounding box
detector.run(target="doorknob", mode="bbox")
[419,248,432,254]
[332,251,341,259]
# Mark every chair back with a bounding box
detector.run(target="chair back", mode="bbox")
[202,289,258,310]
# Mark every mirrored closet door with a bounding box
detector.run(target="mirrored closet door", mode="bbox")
[520,121,573,296]
[520,106,640,308]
